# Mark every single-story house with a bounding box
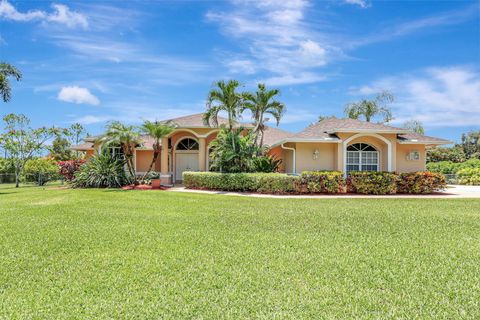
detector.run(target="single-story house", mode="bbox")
[72,113,451,184]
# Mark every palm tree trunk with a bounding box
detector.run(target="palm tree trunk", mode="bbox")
[142,150,159,180]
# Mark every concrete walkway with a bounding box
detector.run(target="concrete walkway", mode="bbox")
[167,185,480,199]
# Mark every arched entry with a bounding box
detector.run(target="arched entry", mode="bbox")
[175,137,199,181]
[346,143,379,173]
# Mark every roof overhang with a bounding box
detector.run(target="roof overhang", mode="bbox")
[397,140,453,145]
[270,137,342,148]
[326,129,409,134]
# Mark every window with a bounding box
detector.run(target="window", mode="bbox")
[346,143,379,173]
[108,146,124,160]
[176,138,199,151]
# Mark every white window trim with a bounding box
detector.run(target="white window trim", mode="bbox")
[343,133,392,173]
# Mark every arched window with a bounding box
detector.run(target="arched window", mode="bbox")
[346,143,378,173]
[176,138,199,151]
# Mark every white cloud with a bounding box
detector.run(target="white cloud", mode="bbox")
[206,0,336,85]
[344,0,369,8]
[350,66,480,127]
[0,0,87,28]
[58,86,100,106]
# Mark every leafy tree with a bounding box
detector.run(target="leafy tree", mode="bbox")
[66,123,87,158]
[344,90,394,123]
[97,121,141,183]
[209,128,260,173]
[23,158,59,186]
[427,146,465,163]
[318,115,337,122]
[460,131,480,159]
[0,114,57,187]
[243,83,285,150]
[203,80,243,130]
[0,62,22,102]
[139,120,175,179]
[403,120,425,134]
[49,135,73,161]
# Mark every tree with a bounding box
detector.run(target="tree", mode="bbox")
[203,80,243,130]
[318,115,337,122]
[427,146,465,163]
[243,83,285,150]
[460,131,480,159]
[403,120,425,134]
[344,91,394,123]
[49,135,73,161]
[209,128,260,173]
[67,123,87,158]
[139,120,175,179]
[0,114,57,187]
[97,121,141,183]
[0,62,22,103]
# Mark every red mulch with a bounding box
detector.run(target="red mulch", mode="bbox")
[121,184,168,191]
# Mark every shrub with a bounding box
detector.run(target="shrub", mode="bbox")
[426,161,460,174]
[347,172,398,195]
[23,158,59,186]
[58,159,86,181]
[252,155,282,173]
[183,172,300,194]
[300,171,346,193]
[457,168,480,185]
[397,172,446,194]
[72,151,128,188]
[140,171,160,185]
[0,157,14,174]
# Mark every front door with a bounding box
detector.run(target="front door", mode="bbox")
[175,153,199,182]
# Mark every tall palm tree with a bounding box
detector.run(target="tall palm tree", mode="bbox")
[98,121,142,182]
[243,83,285,150]
[203,80,243,130]
[139,120,175,179]
[344,90,394,123]
[0,62,22,103]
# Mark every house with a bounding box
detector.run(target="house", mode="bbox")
[72,113,451,184]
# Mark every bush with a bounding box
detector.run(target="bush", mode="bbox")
[23,158,59,186]
[427,158,480,174]
[183,172,299,194]
[457,168,480,185]
[58,159,86,181]
[397,172,446,194]
[300,171,346,193]
[0,158,14,174]
[72,151,128,188]
[252,155,282,173]
[347,172,398,195]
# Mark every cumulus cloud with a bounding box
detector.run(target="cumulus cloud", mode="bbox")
[0,0,88,28]
[350,66,480,127]
[58,86,100,105]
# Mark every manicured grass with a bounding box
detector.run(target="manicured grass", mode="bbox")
[0,184,479,319]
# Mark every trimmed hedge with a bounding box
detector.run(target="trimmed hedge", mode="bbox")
[397,172,446,194]
[300,171,346,193]
[347,172,398,195]
[183,172,298,194]
[457,168,480,185]
[184,171,447,195]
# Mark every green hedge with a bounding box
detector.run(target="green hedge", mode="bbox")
[299,171,346,193]
[457,168,480,185]
[426,159,480,174]
[347,172,398,195]
[397,172,446,194]
[184,171,447,195]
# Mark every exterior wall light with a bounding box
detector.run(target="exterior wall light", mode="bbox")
[313,149,319,160]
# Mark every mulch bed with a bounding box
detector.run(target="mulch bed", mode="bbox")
[121,184,168,191]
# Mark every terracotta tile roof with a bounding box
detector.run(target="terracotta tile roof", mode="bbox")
[313,118,408,133]
[261,126,295,147]
[163,113,230,128]
[397,132,452,144]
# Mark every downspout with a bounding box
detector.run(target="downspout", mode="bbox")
[281,143,296,174]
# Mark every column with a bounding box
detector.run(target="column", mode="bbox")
[198,137,206,171]
[160,137,170,185]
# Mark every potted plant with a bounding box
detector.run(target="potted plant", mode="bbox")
[144,172,161,188]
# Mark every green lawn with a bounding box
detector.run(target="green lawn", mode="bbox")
[0,185,479,319]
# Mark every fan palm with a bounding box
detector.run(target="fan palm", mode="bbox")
[243,83,285,150]
[203,80,243,130]
[97,121,142,183]
[0,62,22,103]
[139,120,176,179]
[344,91,394,123]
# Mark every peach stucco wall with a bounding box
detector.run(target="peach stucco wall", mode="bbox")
[396,144,426,172]
[294,142,337,172]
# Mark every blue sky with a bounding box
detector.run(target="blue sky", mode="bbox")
[1,0,479,142]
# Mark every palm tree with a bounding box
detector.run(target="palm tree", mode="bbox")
[0,62,22,102]
[203,80,243,130]
[344,90,394,123]
[403,120,425,134]
[243,83,285,150]
[140,120,175,179]
[98,121,142,183]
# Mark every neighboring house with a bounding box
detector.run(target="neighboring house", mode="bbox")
[72,113,451,184]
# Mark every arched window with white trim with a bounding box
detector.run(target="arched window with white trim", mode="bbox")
[346,143,379,173]
[176,138,199,151]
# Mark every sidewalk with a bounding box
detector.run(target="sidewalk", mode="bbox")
[167,185,480,199]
